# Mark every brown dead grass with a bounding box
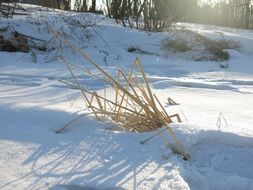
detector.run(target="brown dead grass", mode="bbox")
[50,27,190,160]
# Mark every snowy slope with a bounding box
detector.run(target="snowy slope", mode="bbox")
[0,5,253,190]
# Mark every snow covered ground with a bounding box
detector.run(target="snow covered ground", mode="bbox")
[0,5,253,190]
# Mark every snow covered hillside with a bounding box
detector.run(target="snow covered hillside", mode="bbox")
[0,5,253,190]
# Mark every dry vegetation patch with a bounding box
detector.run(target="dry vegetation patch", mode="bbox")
[163,29,239,61]
[0,26,48,53]
[50,30,190,159]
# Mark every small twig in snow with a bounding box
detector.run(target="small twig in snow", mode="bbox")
[55,113,91,134]
[216,112,229,130]
[180,109,188,121]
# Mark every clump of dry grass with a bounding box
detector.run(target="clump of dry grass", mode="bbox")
[51,28,190,160]
[61,53,178,133]
[163,29,239,62]
[164,39,192,53]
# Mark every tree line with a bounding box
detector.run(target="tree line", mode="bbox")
[4,0,253,30]
[185,0,253,29]
[103,0,253,30]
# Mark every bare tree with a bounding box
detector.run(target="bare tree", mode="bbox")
[245,0,250,28]
[62,0,71,10]
[82,0,87,11]
[90,0,96,12]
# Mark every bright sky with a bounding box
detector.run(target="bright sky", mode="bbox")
[200,0,223,5]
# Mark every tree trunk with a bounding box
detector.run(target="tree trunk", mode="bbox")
[63,0,70,10]
[82,0,87,11]
[91,0,96,12]
[245,0,250,28]
[105,0,111,17]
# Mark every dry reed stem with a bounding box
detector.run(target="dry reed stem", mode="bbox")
[56,113,92,133]
[168,97,178,105]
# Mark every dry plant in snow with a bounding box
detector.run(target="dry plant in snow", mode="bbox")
[50,27,190,160]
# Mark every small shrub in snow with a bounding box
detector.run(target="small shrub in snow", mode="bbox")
[164,39,192,52]
[0,27,29,52]
[163,29,239,62]
[0,26,48,53]
[206,44,230,61]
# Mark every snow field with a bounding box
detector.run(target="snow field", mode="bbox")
[0,5,253,190]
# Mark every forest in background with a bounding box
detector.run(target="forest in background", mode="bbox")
[1,0,253,30]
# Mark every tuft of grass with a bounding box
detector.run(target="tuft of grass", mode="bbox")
[49,26,190,160]
[196,34,231,61]
[163,29,239,62]
[164,39,191,52]
[205,42,230,61]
